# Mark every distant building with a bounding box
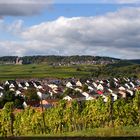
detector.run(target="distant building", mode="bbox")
[16,57,23,65]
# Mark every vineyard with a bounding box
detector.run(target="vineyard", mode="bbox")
[0,91,140,137]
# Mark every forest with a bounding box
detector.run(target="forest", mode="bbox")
[0,55,119,64]
[0,91,140,137]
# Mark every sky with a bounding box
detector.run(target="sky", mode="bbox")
[0,0,140,59]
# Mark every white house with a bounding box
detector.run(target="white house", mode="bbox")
[37,85,43,89]
[100,80,104,84]
[111,93,117,101]
[37,91,49,99]
[23,101,28,108]
[15,90,22,96]
[108,88,113,93]
[119,91,126,98]
[126,89,134,96]
[82,92,89,98]
[101,94,108,102]
[92,82,97,88]
[25,82,29,87]
[114,78,118,82]
[75,88,82,92]
[37,91,42,99]
[10,88,15,91]
[33,82,38,88]
[0,86,4,90]
[119,86,126,91]
[125,83,130,89]
[76,81,82,87]
[9,84,15,88]
[87,85,94,91]
[130,82,135,88]
[63,95,72,101]
[86,96,94,100]
[5,81,9,85]
[18,83,23,88]
[0,92,3,97]
[23,87,28,90]
[66,82,73,88]
[97,84,104,91]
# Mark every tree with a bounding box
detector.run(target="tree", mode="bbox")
[24,88,39,102]
[82,84,88,92]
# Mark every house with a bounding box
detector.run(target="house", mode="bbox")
[97,84,104,91]
[97,90,103,95]
[66,81,76,88]
[125,83,130,89]
[130,82,135,88]
[81,92,94,100]
[5,81,9,85]
[88,91,99,99]
[108,88,113,93]
[23,101,28,108]
[101,94,108,102]
[9,83,15,88]
[37,91,49,100]
[18,83,23,88]
[63,95,72,101]
[126,89,134,96]
[119,91,126,98]
[111,92,118,101]
[92,82,97,88]
[40,100,53,108]
[63,92,85,101]
[25,82,29,87]
[76,80,82,87]
[48,84,58,90]
[15,90,22,96]
[0,92,3,97]
[114,78,118,82]
[74,87,82,92]
[0,86,4,90]
[119,86,126,91]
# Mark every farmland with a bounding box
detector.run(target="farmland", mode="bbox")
[0,62,140,80]
[0,64,97,80]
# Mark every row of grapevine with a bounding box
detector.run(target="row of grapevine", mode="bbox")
[0,91,140,136]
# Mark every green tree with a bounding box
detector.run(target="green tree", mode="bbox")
[24,88,39,102]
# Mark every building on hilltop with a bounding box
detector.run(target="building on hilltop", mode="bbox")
[15,57,23,65]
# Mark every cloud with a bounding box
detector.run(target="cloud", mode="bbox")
[53,0,140,4]
[0,0,51,16]
[0,7,140,59]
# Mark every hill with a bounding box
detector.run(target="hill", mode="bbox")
[0,55,119,65]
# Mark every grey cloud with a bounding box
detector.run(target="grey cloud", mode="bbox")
[20,7,140,58]
[53,0,140,4]
[0,0,50,16]
[1,7,140,59]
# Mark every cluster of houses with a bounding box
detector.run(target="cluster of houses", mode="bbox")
[50,60,116,66]
[0,77,140,109]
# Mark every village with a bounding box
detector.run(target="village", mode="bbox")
[0,76,140,110]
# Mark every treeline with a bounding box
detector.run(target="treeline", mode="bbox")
[0,55,119,64]
[90,63,140,78]
[0,91,140,136]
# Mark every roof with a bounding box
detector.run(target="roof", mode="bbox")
[97,90,103,95]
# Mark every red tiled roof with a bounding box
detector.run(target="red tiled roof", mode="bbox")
[97,90,103,95]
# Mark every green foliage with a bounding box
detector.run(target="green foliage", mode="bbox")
[82,84,88,92]
[0,91,140,136]
[0,102,14,136]
[24,88,39,102]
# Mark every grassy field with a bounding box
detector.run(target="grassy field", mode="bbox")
[0,63,139,81]
[23,127,140,137]
[0,64,98,80]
